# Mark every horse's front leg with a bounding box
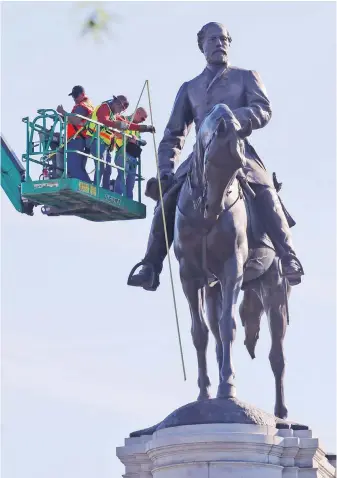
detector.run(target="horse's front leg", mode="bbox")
[205,283,223,384]
[180,266,211,401]
[217,255,244,399]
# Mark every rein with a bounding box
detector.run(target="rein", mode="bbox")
[188,168,243,216]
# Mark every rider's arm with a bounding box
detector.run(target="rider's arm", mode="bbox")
[233,70,272,131]
[157,82,194,176]
[96,104,143,131]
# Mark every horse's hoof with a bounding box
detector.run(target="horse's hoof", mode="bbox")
[216,382,236,399]
[275,404,288,420]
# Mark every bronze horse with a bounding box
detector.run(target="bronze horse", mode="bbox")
[174,104,289,419]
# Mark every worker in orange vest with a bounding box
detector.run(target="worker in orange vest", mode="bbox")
[56,85,94,182]
[86,95,155,186]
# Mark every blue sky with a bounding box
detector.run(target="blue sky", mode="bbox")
[1,2,336,477]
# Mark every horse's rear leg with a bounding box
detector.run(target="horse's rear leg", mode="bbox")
[239,289,264,359]
[205,283,223,384]
[181,273,211,401]
[260,259,289,419]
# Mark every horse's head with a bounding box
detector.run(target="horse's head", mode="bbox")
[197,104,251,220]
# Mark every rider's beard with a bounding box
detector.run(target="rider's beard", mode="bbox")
[206,50,228,69]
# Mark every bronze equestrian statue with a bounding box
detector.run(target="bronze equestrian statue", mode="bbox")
[128,22,303,292]
[128,22,304,419]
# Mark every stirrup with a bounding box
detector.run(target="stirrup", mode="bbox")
[278,255,304,286]
[127,260,157,290]
[285,255,305,274]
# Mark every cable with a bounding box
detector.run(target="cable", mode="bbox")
[146,80,187,381]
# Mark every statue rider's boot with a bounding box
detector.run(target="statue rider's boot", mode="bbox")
[127,183,181,291]
[254,186,304,286]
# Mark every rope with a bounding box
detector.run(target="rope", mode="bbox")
[130,80,147,124]
[146,80,187,382]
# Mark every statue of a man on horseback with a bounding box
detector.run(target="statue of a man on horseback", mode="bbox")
[128,22,303,291]
[127,22,306,420]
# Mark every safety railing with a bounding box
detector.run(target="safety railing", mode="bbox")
[22,109,144,203]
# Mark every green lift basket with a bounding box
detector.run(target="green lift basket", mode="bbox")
[1,108,146,222]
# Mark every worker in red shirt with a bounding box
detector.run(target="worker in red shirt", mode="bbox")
[86,95,155,186]
[57,85,94,182]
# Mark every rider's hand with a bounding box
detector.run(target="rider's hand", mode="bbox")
[159,172,174,194]
[145,173,174,202]
[137,139,147,146]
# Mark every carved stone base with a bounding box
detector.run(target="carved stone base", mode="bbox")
[116,399,336,477]
[117,423,336,477]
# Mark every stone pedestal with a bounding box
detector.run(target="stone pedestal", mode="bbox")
[117,399,335,477]
[117,423,336,477]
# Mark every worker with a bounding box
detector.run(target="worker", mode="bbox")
[56,85,94,182]
[114,107,149,199]
[85,95,155,187]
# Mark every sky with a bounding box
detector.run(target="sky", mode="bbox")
[1,1,336,477]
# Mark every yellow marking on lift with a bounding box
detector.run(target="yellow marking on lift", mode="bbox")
[78,182,97,196]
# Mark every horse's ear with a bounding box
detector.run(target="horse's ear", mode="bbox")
[217,118,226,134]
[238,120,252,139]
